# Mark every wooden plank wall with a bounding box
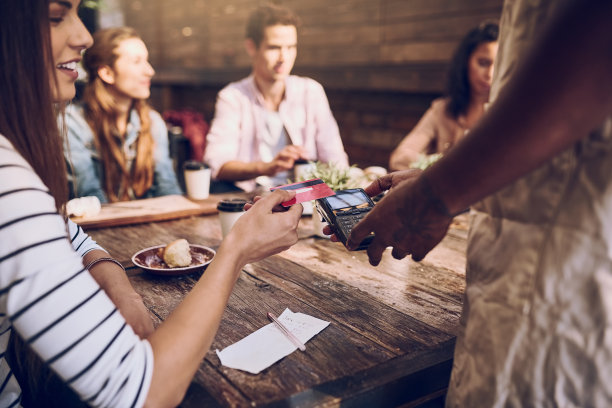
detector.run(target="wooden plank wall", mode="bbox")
[115,0,503,168]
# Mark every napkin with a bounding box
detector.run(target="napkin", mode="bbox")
[216,308,330,374]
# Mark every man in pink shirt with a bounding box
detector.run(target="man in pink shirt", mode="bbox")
[204,4,349,191]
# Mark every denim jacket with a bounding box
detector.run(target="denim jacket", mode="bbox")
[63,103,181,203]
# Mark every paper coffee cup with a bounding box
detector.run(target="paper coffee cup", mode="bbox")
[292,159,314,182]
[184,160,210,200]
[217,199,247,238]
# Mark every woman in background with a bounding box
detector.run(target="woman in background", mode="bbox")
[65,27,181,202]
[389,22,499,170]
[0,1,301,406]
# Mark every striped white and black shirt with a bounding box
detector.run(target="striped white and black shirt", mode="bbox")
[0,135,153,407]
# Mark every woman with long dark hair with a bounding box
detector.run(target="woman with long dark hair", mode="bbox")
[389,22,499,170]
[65,27,181,202]
[0,1,301,406]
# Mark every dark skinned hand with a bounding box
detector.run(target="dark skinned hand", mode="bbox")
[323,169,422,242]
[341,170,453,266]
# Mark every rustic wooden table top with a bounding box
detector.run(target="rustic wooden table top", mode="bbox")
[87,206,468,408]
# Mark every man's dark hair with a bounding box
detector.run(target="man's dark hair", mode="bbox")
[246,4,301,47]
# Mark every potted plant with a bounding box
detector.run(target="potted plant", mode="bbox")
[409,153,443,170]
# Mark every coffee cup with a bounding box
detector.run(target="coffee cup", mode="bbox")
[292,159,314,182]
[184,160,210,200]
[217,198,247,238]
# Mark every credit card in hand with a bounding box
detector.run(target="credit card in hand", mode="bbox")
[271,178,335,207]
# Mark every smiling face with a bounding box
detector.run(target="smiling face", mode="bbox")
[248,24,297,84]
[49,0,93,102]
[100,37,155,103]
[467,41,498,99]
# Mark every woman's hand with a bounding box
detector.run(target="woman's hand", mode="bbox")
[225,189,302,265]
[243,194,287,212]
[347,174,452,266]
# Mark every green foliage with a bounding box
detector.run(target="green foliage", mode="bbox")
[82,0,102,10]
[409,153,442,170]
[302,161,360,191]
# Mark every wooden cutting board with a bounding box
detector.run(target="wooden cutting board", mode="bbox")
[70,195,221,230]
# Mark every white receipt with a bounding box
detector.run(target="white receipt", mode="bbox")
[216,308,330,374]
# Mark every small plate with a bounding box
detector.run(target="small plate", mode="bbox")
[131,244,215,276]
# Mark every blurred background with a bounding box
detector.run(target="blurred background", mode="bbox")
[83,0,502,168]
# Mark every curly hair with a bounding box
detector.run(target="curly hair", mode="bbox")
[81,27,155,202]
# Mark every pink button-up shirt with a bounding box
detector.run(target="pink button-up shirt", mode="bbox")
[204,75,349,191]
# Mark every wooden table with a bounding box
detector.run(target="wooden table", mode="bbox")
[87,208,468,408]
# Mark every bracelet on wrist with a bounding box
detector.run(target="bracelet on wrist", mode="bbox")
[84,257,126,273]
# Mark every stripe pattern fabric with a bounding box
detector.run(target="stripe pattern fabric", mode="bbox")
[0,135,153,407]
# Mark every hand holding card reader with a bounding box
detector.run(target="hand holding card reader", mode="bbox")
[316,188,375,250]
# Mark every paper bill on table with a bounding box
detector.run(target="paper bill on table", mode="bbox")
[215,308,330,374]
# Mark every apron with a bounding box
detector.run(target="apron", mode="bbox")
[446,0,612,406]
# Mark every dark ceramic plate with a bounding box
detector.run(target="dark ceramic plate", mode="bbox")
[131,244,215,276]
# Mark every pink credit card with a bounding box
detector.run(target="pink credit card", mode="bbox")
[271,178,335,207]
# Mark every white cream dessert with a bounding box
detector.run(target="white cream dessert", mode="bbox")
[162,239,192,268]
